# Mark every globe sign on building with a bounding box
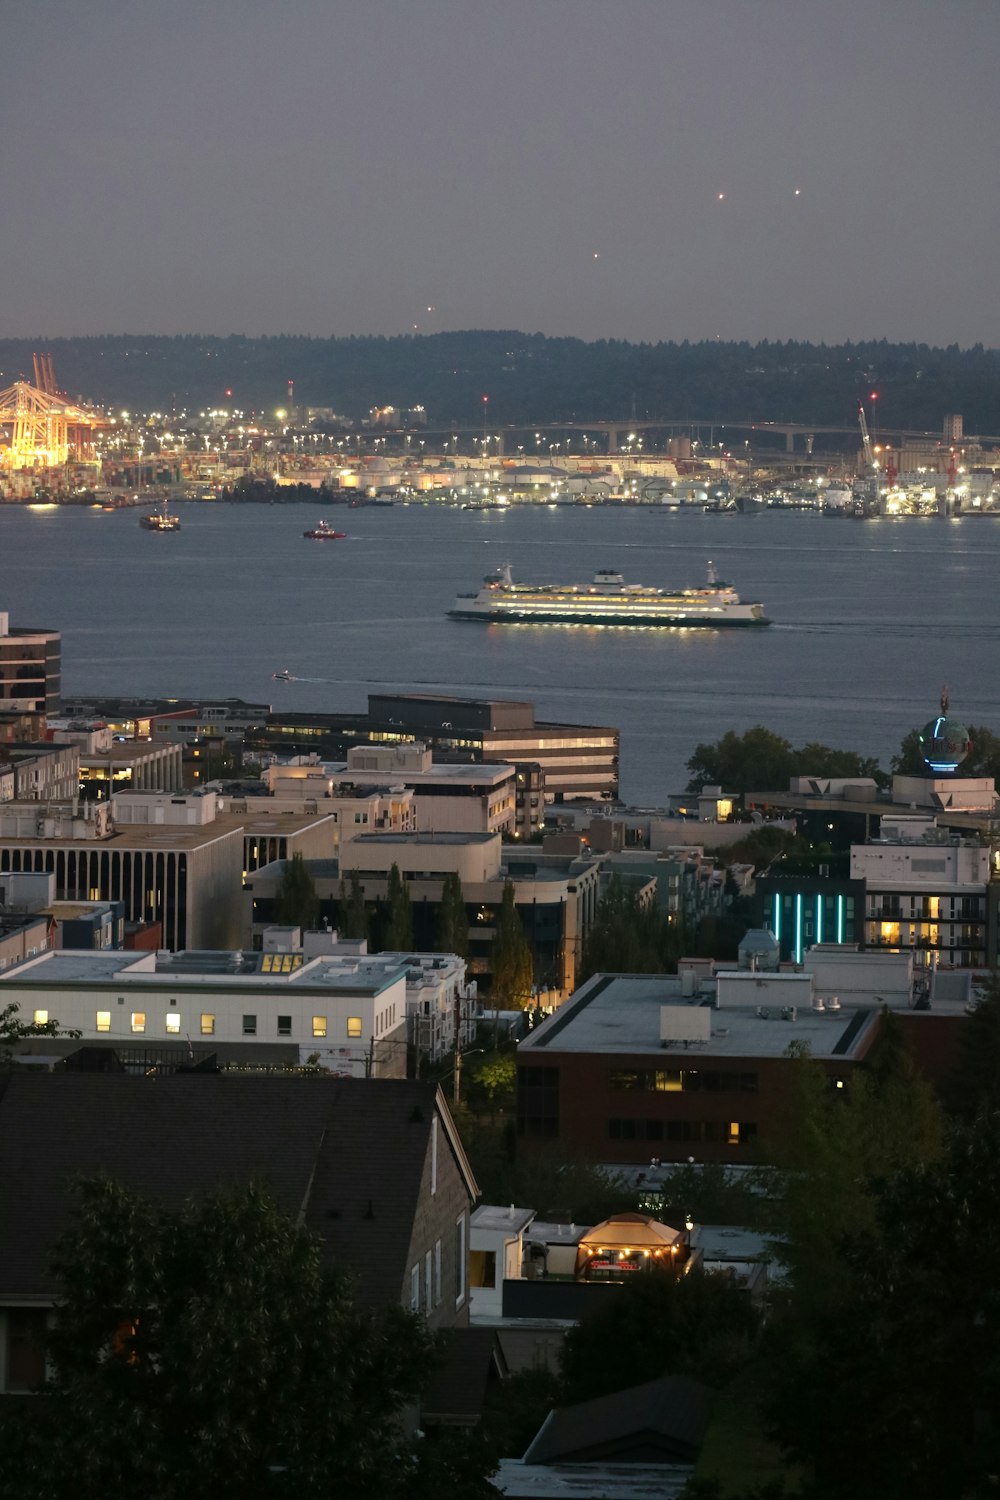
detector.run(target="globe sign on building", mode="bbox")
[919,695,972,774]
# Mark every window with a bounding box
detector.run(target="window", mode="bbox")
[410,1265,420,1312]
[242,1014,257,1036]
[311,1016,327,1038]
[4,1309,47,1392]
[131,1012,145,1034]
[96,1011,111,1033]
[32,1009,48,1026]
[347,1017,362,1038]
[434,1239,442,1307]
[277,1016,292,1037]
[455,1214,467,1307]
[200,1013,215,1036]
[517,1065,559,1139]
[470,1249,497,1289]
[425,1250,432,1311]
[165,1012,181,1035]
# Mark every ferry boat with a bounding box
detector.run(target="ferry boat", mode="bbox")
[303,519,346,539]
[448,562,769,628]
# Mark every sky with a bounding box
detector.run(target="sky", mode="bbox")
[2,0,998,346]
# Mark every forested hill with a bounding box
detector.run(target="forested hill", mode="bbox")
[1,331,998,432]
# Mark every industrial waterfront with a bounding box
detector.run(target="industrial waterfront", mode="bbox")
[2,501,999,803]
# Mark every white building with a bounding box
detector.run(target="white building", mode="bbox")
[0,947,410,1077]
[268,743,517,837]
[851,833,991,967]
[469,1204,536,1320]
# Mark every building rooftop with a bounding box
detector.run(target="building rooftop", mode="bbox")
[472,1204,536,1236]
[353,831,499,846]
[520,973,877,1060]
[1,948,407,996]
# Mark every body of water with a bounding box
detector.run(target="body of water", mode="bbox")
[2,501,999,804]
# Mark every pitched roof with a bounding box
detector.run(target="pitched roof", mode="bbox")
[0,1073,473,1310]
[521,1374,711,1466]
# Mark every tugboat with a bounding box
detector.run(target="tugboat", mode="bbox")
[303,519,346,539]
[139,500,181,531]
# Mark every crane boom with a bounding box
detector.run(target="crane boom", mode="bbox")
[858,405,875,470]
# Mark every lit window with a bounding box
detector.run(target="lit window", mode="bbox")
[165,1013,181,1034]
[96,1011,111,1033]
[131,1013,146,1034]
[347,1017,362,1038]
[312,1016,327,1038]
[243,1015,257,1036]
[32,1010,48,1026]
[410,1265,420,1312]
[201,1013,215,1036]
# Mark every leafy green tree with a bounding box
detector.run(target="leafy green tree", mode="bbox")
[579,873,684,984]
[338,872,369,942]
[1,1002,79,1066]
[435,871,468,958]
[767,1022,944,1320]
[382,862,414,950]
[275,851,320,930]
[0,1177,494,1500]
[468,1051,515,1120]
[490,880,533,1009]
[767,1111,1000,1500]
[686,727,798,794]
[560,1271,759,1405]
[687,726,884,795]
[948,971,1000,1118]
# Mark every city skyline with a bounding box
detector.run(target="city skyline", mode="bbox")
[2,0,999,347]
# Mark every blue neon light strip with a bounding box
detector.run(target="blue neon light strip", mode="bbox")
[816,895,823,945]
[795,894,803,964]
[837,894,844,944]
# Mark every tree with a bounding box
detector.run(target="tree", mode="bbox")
[0,1177,494,1500]
[686,726,885,795]
[578,873,684,984]
[560,1270,759,1405]
[382,862,414,950]
[468,1051,515,1120]
[948,971,1000,1118]
[338,872,369,942]
[766,1023,944,1321]
[767,1112,1000,1500]
[275,851,319,930]
[686,727,798,794]
[1,1002,79,1066]
[490,880,533,1009]
[436,871,468,958]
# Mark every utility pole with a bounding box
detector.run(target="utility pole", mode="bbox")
[453,1046,462,1105]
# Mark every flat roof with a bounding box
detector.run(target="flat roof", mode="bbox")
[472,1204,536,1235]
[0,949,406,996]
[332,762,514,785]
[0,810,330,853]
[520,973,876,1061]
[353,831,498,846]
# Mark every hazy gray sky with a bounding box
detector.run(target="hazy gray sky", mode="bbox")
[2,0,997,345]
